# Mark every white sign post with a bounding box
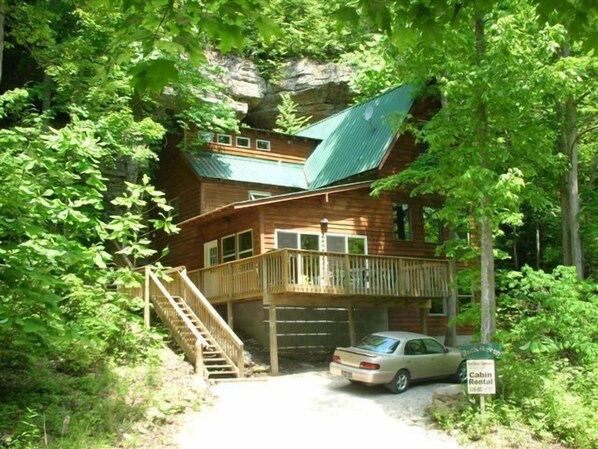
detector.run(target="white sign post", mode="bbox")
[467,359,496,394]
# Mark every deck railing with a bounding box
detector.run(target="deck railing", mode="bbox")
[188,249,450,302]
[160,267,245,377]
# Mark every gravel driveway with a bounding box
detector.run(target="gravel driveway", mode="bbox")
[175,369,468,449]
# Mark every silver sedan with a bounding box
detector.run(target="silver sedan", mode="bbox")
[330,331,466,394]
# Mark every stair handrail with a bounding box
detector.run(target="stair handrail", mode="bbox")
[179,269,243,347]
[147,270,209,349]
[178,269,244,376]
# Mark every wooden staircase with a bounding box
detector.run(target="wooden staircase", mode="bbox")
[139,266,244,380]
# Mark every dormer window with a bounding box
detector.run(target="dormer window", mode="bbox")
[249,191,271,200]
[256,139,271,151]
[236,136,251,148]
[217,134,232,145]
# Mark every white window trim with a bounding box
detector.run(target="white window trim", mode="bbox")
[249,190,272,200]
[216,133,232,146]
[236,136,251,148]
[324,233,368,255]
[221,229,253,262]
[429,297,448,316]
[275,229,321,250]
[256,139,271,151]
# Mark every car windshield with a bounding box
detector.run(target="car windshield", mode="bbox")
[355,335,400,354]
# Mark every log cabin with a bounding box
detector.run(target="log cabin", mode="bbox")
[150,85,473,376]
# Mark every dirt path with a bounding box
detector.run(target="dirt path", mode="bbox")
[175,370,468,449]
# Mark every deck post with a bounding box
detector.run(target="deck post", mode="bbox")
[444,260,458,347]
[268,301,279,375]
[420,307,428,335]
[227,301,234,330]
[144,265,150,329]
[347,305,356,345]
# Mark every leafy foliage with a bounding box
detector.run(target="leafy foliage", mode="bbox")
[274,93,312,134]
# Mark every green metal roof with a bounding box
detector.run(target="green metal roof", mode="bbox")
[298,85,416,190]
[184,151,307,189]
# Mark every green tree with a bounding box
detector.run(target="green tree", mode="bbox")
[274,93,312,133]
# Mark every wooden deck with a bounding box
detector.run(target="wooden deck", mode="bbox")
[187,249,450,307]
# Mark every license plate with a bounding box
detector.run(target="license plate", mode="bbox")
[341,370,353,379]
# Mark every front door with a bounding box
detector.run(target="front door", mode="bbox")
[203,240,218,296]
[204,240,218,267]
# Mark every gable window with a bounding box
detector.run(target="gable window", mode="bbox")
[393,203,411,240]
[256,139,271,151]
[248,190,271,200]
[221,229,253,263]
[423,206,443,244]
[236,136,251,148]
[217,134,232,145]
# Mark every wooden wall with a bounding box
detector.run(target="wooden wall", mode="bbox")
[201,182,295,214]
[154,134,202,222]
[189,128,318,164]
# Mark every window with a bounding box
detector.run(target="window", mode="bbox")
[256,139,271,151]
[423,206,443,244]
[221,234,236,263]
[217,134,232,145]
[248,191,271,200]
[168,197,180,223]
[237,230,253,259]
[199,131,213,143]
[405,339,425,355]
[221,229,253,262]
[236,136,251,148]
[325,235,367,254]
[393,203,411,240]
[276,230,320,250]
[423,338,446,354]
[429,297,447,316]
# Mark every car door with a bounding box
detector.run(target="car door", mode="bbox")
[421,338,453,378]
[402,339,428,380]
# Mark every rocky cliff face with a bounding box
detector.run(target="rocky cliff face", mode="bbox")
[207,51,354,129]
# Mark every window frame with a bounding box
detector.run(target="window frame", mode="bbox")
[429,297,447,316]
[248,190,272,200]
[216,134,232,146]
[393,202,412,241]
[221,229,254,263]
[423,206,443,244]
[236,136,251,148]
[256,139,271,151]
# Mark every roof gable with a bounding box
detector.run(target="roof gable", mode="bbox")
[297,85,416,190]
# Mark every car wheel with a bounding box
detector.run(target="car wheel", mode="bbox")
[454,361,467,384]
[388,369,410,394]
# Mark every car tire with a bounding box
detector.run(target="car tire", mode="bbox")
[454,361,467,384]
[388,369,410,394]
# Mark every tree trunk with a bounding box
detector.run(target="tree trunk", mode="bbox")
[0,2,5,88]
[475,9,496,344]
[558,40,583,279]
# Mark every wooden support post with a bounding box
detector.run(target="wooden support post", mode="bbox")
[268,302,279,375]
[227,301,234,330]
[347,306,356,345]
[420,307,429,335]
[195,340,204,377]
[445,260,458,347]
[144,266,151,329]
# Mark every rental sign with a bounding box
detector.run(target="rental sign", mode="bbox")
[460,343,501,395]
